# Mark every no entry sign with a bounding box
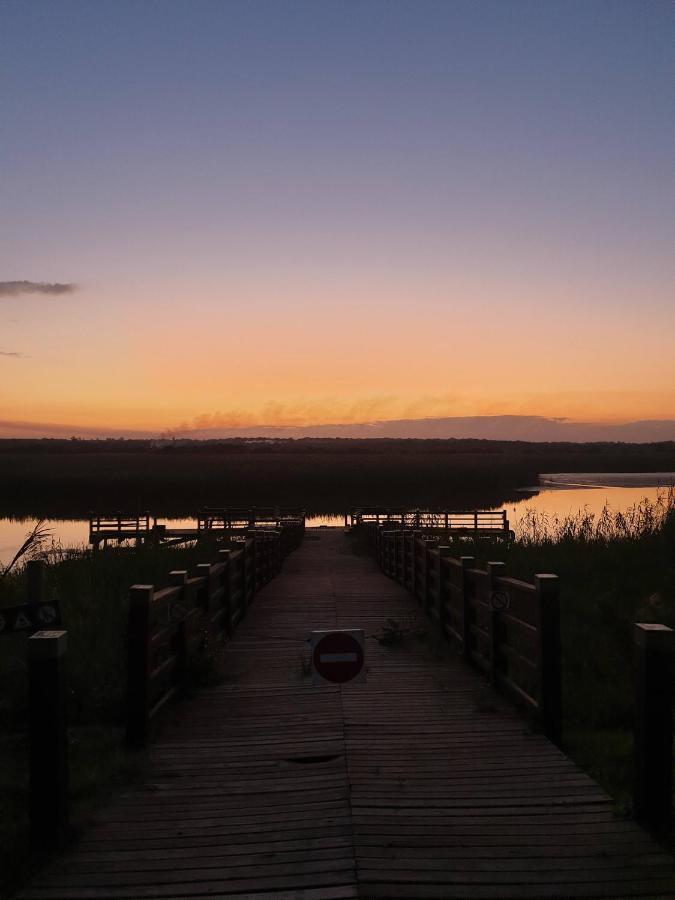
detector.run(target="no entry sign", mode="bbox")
[310,629,365,685]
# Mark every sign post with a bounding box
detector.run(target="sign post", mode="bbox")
[310,629,366,685]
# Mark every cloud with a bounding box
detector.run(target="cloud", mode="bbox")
[0,280,78,297]
[0,349,23,358]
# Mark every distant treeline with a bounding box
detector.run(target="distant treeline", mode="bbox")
[2,436,675,455]
[0,438,673,518]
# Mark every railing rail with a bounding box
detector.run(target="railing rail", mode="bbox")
[375,527,561,744]
[350,506,512,538]
[89,511,152,533]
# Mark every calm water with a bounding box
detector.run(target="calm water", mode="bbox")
[1,473,673,566]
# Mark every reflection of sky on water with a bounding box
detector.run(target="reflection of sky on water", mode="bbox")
[1,475,673,565]
[497,485,671,539]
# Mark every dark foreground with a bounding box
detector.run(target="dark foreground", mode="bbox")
[18,531,675,899]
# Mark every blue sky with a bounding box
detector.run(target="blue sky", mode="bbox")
[1,0,673,434]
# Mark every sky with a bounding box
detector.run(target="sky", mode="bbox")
[1,0,673,438]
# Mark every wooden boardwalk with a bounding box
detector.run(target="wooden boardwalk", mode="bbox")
[20,531,675,898]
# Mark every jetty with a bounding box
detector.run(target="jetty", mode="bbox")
[18,524,675,899]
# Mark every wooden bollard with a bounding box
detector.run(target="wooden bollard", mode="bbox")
[218,550,232,633]
[535,574,562,746]
[195,563,212,611]
[460,556,475,660]
[29,629,69,851]
[436,546,450,635]
[634,623,674,832]
[169,571,189,685]
[487,562,506,687]
[126,585,153,748]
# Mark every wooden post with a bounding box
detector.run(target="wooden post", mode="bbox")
[386,531,396,577]
[534,574,562,746]
[411,533,420,600]
[28,630,69,851]
[195,563,212,611]
[634,623,674,832]
[126,584,153,748]
[218,550,232,633]
[460,556,475,660]
[487,562,506,686]
[246,530,256,598]
[169,571,188,687]
[437,546,450,636]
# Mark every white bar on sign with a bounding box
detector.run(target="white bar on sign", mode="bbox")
[320,653,358,663]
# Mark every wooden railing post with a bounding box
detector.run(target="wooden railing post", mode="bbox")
[28,629,69,851]
[411,533,421,599]
[634,623,675,832]
[424,545,432,609]
[437,546,450,636]
[218,550,232,633]
[534,574,562,746]
[126,584,153,748]
[487,561,506,686]
[246,530,256,598]
[195,563,212,611]
[385,531,396,577]
[169,571,189,686]
[460,556,475,660]
[395,531,403,582]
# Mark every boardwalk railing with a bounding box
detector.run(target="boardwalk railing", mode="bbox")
[127,529,298,747]
[90,508,306,548]
[375,528,561,744]
[199,506,306,533]
[350,506,512,540]
[89,512,152,536]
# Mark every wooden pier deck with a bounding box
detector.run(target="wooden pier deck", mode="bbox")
[20,530,675,899]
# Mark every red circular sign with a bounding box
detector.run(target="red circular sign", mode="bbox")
[312,632,364,684]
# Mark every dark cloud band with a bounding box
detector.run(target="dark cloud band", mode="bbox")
[0,280,78,297]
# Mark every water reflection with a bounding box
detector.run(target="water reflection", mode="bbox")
[1,474,673,566]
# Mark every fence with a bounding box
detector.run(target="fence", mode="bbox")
[198,506,306,533]
[349,507,512,540]
[127,527,300,747]
[375,527,561,745]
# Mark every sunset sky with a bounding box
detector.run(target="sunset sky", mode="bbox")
[1,0,673,437]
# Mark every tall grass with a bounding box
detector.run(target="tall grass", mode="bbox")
[470,490,675,807]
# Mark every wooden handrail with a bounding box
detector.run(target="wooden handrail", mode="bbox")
[375,526,561,744]
[126,528,295,748]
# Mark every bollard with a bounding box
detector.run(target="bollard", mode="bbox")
[487,561,506,687]
[534,574,562,746]
[460,556,475,661]
[436,546,450,636]
[28,630,69,851]
[634,623,674,832]
[126,585,153,748]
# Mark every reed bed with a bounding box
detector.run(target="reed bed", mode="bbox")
[476,491,675,808]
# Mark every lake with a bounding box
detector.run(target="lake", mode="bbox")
[1,472,673,566]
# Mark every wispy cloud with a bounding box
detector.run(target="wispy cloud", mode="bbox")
[0,349,24,358]
[0,280,78,297]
